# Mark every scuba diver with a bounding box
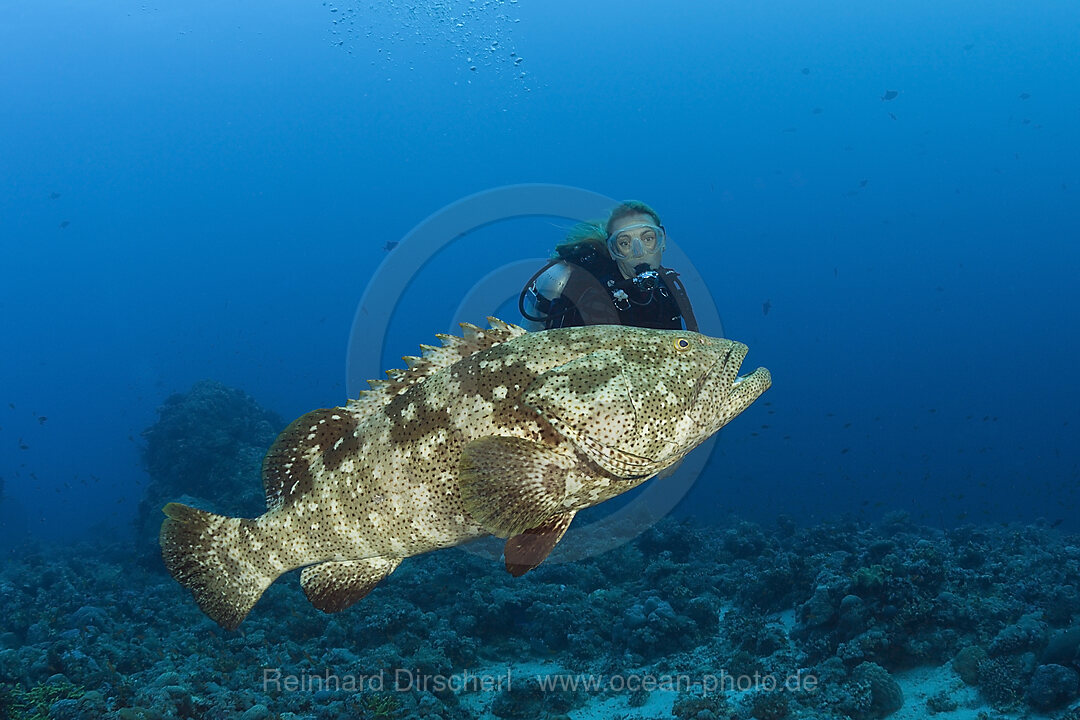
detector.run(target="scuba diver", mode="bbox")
[519,200,698,331]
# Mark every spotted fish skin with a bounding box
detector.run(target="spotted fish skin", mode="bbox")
[160,319,771,629]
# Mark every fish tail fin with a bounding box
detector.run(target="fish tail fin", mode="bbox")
[160,502,279,631]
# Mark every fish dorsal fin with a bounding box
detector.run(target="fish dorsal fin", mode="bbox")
[346,317,528,421]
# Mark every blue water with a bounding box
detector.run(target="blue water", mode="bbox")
[1,0,1078,544]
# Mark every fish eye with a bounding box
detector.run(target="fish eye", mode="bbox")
[674,338,691,351]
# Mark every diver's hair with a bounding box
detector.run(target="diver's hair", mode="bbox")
[552,200,663,258]
[605,200,662,236]
[553,220,606,258]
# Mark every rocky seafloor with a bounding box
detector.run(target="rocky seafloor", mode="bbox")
[3,512,1080,720]
[6,381,1079,720]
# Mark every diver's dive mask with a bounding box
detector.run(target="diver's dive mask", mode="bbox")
[606,222,666,278]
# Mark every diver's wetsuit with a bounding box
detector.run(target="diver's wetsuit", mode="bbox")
[525,242,698,331]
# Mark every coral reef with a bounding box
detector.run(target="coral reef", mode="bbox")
[925,688,958,713]
[1027,662,1079,710]
[5,391,1076,719]
[952,645,985,685]
[134,380,282,555]
[4,511,1080,719]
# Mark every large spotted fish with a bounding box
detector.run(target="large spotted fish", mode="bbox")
[160,319,771,629]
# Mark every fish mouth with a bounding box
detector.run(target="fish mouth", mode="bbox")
[693,340,771,425]
[719,342,771,398]
[729,365,772,410]
[718,341,748,391]
[733,366,771,391]
[676,340,770,457]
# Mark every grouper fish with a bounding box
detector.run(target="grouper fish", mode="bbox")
[160,320,771,630]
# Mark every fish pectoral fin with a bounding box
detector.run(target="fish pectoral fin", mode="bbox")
[299,557,402,613]
[458,436,572,538]
[504,510,576,577]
